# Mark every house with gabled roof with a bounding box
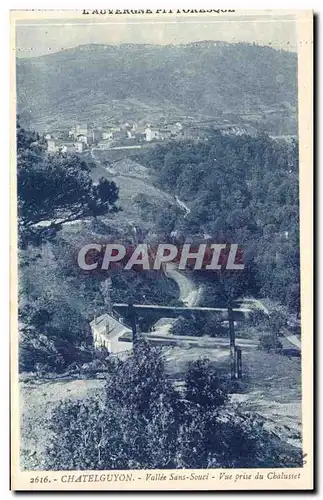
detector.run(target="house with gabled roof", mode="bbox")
[90,313,133,354]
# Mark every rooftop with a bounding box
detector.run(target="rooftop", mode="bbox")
[90,313,132,340]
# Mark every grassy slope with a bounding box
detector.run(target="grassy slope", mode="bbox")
[90,159,176,230]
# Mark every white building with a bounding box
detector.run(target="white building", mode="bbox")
[47,138,85,154]
[145,126,160,142]
[76,134,88,144]
[105,125,121,133]
[102,131,113,140]
[90,313,133,354]
[127,130,135,139]
[60,141,76,153]
[47,139,58,153]
[97,139,112,150]
[76,124,88,136]
[74,141,85,153]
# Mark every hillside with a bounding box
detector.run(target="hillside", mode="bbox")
[16,41,297,134]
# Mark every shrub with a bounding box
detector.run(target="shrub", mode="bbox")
[185,358,228,407]
[42,341,302,470]
[259,334,283,353]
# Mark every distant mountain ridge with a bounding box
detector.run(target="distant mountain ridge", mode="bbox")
[16,41,298,133]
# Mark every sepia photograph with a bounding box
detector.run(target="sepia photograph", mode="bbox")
[10,9,313,491]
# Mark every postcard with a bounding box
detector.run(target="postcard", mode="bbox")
[10,9,313,491]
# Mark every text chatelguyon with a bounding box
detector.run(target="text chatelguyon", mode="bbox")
[77,243,244,271]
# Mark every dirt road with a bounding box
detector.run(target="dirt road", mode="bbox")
[164,262,200,307]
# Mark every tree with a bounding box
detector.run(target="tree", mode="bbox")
[185,358,227,407]
[19,295,93,373]
[17,121,120,371]
[250,309,286,354]
[170,312,224,337]
[42,341,302,471]
[259,334,283,354]
[137,131,300,313]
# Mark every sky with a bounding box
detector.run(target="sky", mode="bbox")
[15,14,298,58]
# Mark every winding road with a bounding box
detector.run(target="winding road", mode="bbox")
[164,262,200,307]
[151,262,201,336]
[91,155,300,352]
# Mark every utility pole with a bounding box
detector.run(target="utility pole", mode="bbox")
[228,303,237,380]
[236,347,242,379]
[128,301,137,347]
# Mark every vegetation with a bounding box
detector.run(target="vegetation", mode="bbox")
[17,42,297,135]
[42,341,302,470]
[251,309,286,354]
[16,33,303,473]
[259,334,283,353]
[171,312,225,337]
[17,123,182,372]
[17,122,300,370]
[17,122,121,372]
[17,122,119,247]
[138,132,300,314]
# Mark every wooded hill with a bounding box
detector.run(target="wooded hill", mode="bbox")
[17,41,297,134]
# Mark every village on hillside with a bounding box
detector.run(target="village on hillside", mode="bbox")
[44,119,263,155]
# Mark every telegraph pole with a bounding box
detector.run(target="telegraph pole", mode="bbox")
[228,303,237,379]
[236,347,242,379]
